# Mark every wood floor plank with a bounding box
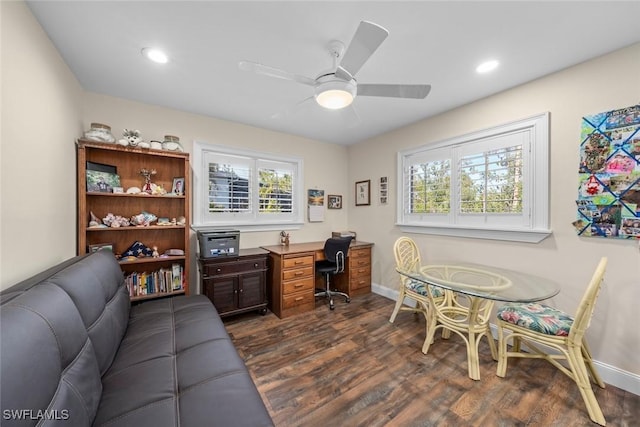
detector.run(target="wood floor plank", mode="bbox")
[224,293,640,426]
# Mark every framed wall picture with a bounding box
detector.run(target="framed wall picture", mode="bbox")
[172,177,185,195]
[328,194,342,209]
[355,180,371,206]
[379,176,388,205]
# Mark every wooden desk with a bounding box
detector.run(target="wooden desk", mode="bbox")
[261,241,374,318]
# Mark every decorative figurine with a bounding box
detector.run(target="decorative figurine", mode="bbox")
[117,129,144,147]
[89,211,104,228]
[139,168,157,194]
[280,231,290,246]
[152,246,159,258]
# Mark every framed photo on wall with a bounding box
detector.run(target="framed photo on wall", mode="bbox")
[355,180,371,206]
[328,194,342,209]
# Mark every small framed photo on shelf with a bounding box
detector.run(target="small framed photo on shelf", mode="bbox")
[328,194,343,209]
[355,180,371,206]
[86,170,121,193]
[172,177,185,195]
[89,243,113,253]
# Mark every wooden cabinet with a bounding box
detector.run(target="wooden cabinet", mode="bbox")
[262,241,373,319]
[76,140,190,302]
[199,248,269,317]
[346,246,372,296]
[268,251,316,319]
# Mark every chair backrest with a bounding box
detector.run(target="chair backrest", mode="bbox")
[394,237,422,274]
[569,257,607,343]
[323,236,353,274]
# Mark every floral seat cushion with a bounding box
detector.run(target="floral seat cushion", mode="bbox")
[497,303,574,336]
[405,279,444,298]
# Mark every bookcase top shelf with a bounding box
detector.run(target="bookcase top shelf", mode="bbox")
[77,139,189,159]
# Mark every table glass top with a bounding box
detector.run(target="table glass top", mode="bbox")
[397,263,561,303]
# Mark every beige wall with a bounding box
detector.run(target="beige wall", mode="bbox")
[81,93,349,293]
[1,1,83,288]
[348,43,640,375]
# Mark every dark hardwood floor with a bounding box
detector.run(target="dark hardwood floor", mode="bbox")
[224,293,639,427]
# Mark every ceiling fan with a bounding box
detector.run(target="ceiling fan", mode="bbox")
[238,21,431,113]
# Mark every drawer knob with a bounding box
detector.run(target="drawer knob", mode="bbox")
[294,260,304,265]
[295,271,304,276]
[254,263,259,268]
[216,268,222,273]
[295,296,304,301]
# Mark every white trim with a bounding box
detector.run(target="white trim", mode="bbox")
[398,224,552,243]
[372,283,639,396]
[396,113,550,243]
[192,140,305,229]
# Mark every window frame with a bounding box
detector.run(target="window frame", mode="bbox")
[396,113,551,243]
[192,141,304,232]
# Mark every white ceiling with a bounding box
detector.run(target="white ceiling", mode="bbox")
[26,1,640,145]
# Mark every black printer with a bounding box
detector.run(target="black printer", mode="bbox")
[197,230,240,258]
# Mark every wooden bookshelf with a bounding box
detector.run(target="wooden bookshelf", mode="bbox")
[76,139,191,300]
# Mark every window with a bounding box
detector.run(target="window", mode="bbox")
[193,141,304,231]
[397,113,551,243]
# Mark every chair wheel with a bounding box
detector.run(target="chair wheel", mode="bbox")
[330,305,335,310]
[346,297,351,303]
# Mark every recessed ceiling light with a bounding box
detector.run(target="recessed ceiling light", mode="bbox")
[141,48,168,64]
[476,60,499,74]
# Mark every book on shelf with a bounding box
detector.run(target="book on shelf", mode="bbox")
[126,264,184,297]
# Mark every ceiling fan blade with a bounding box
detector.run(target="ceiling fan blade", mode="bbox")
[239,61,316,86]
[357,84,432,99]
[271,96,315,120]
[335,21,389,81]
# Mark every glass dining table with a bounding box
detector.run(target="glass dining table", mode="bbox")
[396,263,560,380]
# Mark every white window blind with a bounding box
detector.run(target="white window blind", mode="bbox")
[397,113,551,243]
[193,142,304,230]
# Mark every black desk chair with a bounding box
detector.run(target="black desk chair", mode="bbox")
[315,236,353,310]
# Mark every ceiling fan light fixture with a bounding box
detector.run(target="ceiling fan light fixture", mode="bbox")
[315,78,356,110]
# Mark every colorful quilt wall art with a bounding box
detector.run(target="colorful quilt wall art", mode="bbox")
[575,104,640,239]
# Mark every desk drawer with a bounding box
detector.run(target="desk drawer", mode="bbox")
[283,277,315,295]
[351,275,371,291]
[350,257,370,269]
[283,255,314,269]
[204,259,266,276]
[350,247,370,259]
[282,266,313,281]
[283,290,315,310]
[350,266,370,278]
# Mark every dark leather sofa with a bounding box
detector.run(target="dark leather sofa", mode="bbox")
[0,250,273,426]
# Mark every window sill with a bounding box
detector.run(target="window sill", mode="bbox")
[397,224,552,243]
[191,222,303,233]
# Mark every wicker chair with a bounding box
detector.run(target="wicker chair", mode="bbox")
[496,257,608,426]
[389,237,446,349]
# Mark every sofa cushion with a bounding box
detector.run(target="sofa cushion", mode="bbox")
[93,295,273,427]
[49,250,130,374]
[1,282,103,426]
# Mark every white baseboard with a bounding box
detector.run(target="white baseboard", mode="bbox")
[371,282,640,396]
